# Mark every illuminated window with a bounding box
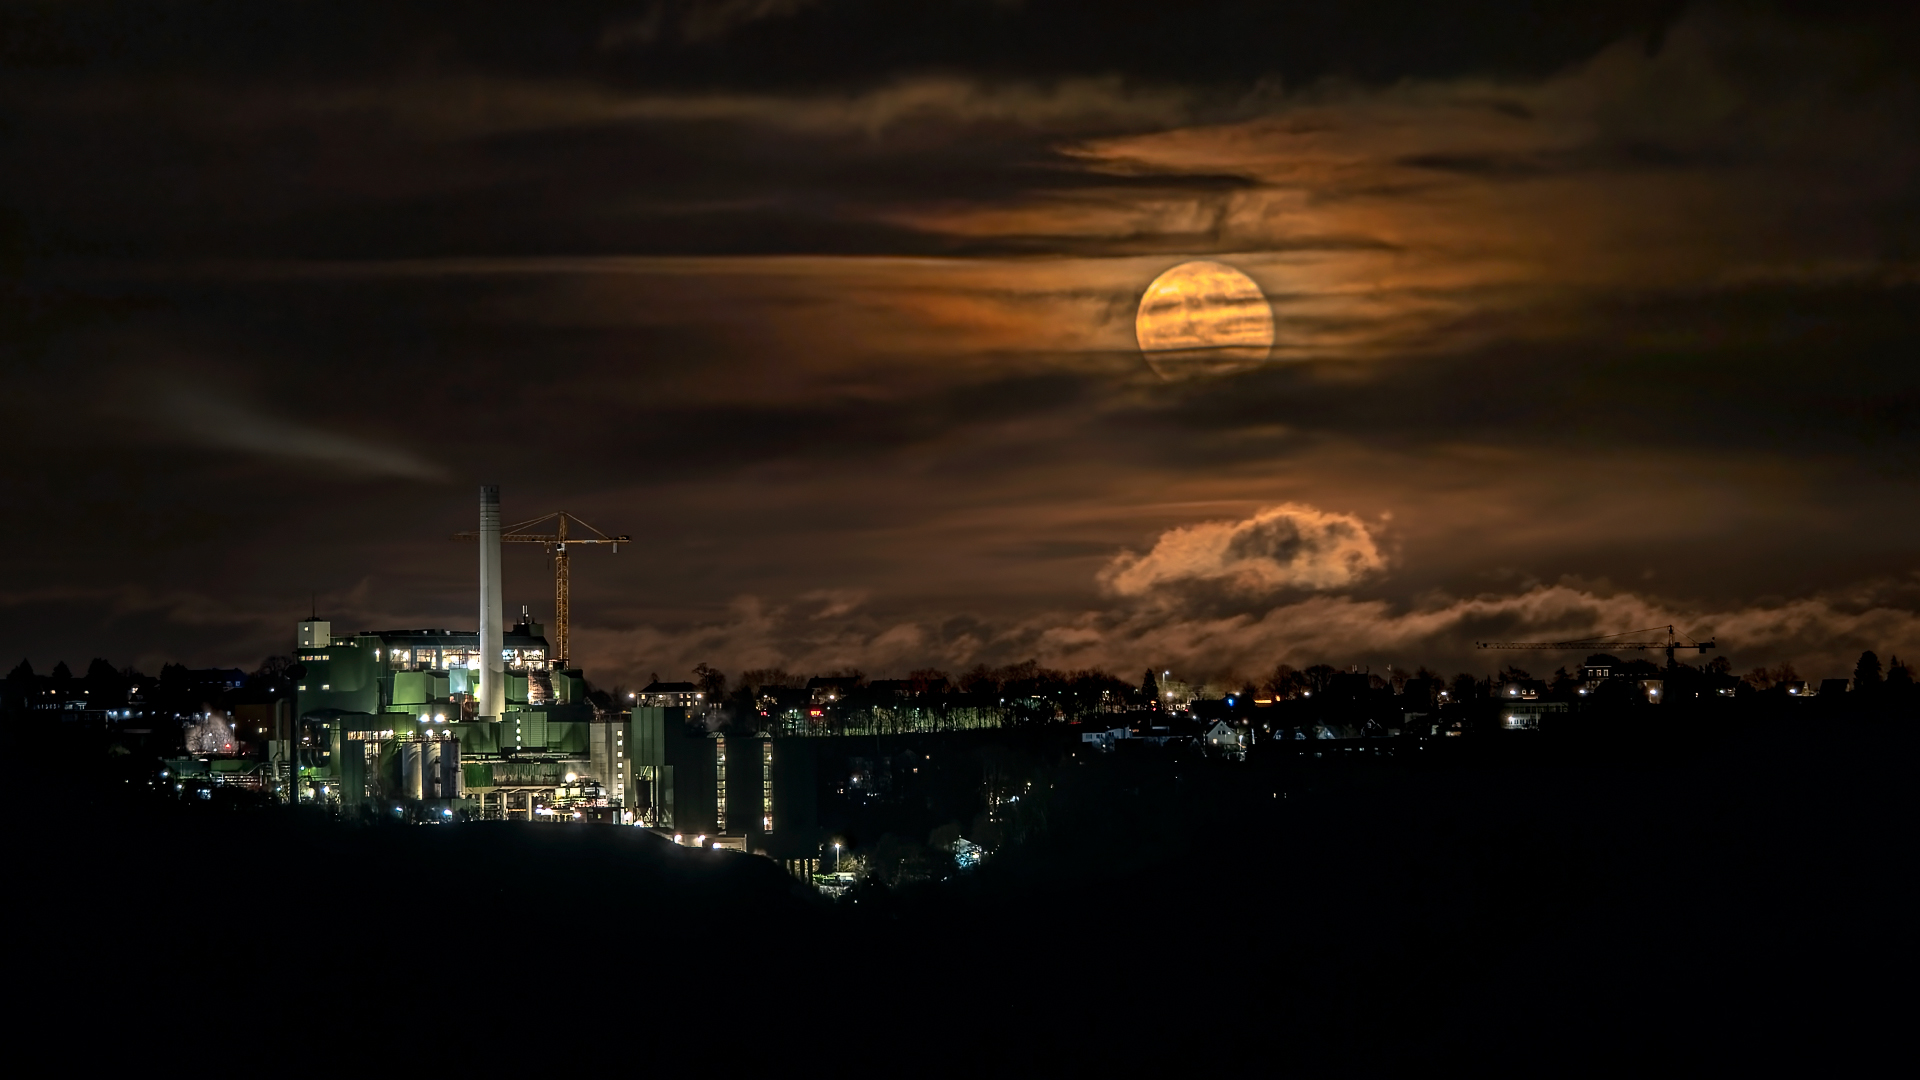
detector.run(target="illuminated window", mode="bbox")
[715,744,727,833]
[762,741,774,833]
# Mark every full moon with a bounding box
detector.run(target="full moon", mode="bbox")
[1134,260,1275,380]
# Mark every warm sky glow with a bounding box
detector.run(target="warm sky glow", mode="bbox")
[2,2,1915,684]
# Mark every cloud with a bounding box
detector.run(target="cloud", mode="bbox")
[573,579,1920,687]
[1099,503,1386,598]
[1047,582,1920,682]
[803,588,870,619]
[150,386,449,482]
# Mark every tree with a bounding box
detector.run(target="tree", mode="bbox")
[740,668,800,694]
[1704,656,1733,676]
[584,683,618,715]
[5,659,31,684]
[1264,664,1304,700]
[1853,651,1883,691]
[1886,656,1913,689]
[693,662,728,698]
[1748,662,1800,691]
[51,661,71,681]
[1449,673,1479,702]
[907,669,950,696]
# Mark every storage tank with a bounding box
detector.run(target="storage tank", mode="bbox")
[401,741,425,801]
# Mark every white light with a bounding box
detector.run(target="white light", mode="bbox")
[565,772,577,782]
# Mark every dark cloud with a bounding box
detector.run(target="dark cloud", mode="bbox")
[5,1,1694,88]
[2,3,1917,681]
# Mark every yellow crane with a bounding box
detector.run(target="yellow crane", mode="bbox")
[1477,624,1716,668]
[455,511,629,667]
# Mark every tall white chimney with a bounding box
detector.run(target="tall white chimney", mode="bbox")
[478,484,505,721]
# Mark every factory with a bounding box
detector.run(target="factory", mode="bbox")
[275,485,822,875]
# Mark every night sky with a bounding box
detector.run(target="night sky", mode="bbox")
[4,1,1916,685]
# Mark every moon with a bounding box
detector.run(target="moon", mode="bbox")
[1134,260,1275,380]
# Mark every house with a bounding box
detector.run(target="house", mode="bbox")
[1204,719,1247,757]
[637,679,703,709]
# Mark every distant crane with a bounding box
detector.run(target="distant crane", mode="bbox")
[455,511,629,668]
[1476,624,1716,668]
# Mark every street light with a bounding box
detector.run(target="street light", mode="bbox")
[833,842,841,874]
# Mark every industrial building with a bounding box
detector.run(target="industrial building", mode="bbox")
[267,485,821,877]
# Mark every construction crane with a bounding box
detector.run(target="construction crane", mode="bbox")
[455,511,629,668]
[1476,624,1716,668]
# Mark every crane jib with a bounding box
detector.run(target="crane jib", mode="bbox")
[450,510,631,668]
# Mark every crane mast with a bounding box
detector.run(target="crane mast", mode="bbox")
[455,510,629,668]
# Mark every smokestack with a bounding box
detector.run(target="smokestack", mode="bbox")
[478,484,505,721]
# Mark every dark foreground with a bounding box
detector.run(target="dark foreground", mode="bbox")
[18,717,1913,1070]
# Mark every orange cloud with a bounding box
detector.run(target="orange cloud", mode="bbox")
[1100,503,1385,598]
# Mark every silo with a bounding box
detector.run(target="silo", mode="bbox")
[423,739,443,799]
[401,741,425,801]
[440,737,463,799]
